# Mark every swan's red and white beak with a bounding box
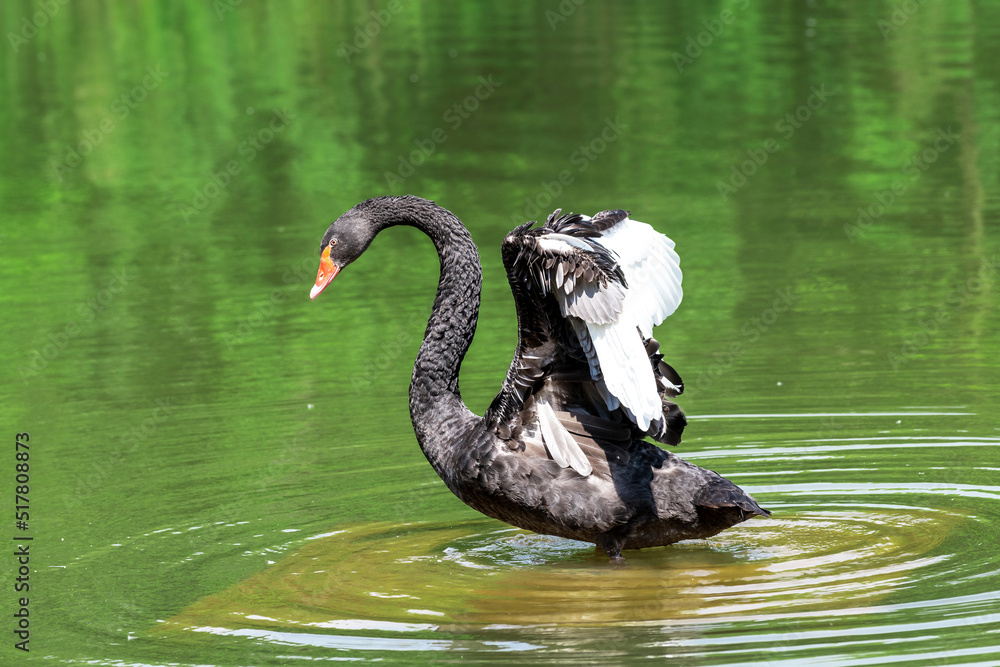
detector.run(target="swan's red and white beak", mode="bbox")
[310,245,340,300]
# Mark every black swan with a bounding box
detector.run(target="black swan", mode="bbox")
[310,195,768,560]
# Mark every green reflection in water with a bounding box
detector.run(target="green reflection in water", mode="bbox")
[0,0,998,665]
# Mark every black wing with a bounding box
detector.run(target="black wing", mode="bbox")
[485,212,685,476]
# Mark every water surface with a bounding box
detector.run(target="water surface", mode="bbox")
[1,1,998,665]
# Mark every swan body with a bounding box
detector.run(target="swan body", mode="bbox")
[311,196,767,560]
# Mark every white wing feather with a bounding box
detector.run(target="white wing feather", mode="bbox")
[552,216,682,431]
[536,396,593,476]
[597,218,683,337]
[537,234,593,253]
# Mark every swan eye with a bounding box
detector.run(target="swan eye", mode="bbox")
[329,239,338,247]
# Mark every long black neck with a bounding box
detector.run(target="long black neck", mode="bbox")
[363,196,483,450]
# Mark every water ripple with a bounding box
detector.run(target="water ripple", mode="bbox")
[149,426,1000,665]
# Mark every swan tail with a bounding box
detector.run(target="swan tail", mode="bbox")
[694,477,771,518]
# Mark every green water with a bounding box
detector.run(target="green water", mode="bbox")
[2,1,999,664]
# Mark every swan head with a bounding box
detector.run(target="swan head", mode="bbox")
[310,204,383,300]
[311,196,443,300]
